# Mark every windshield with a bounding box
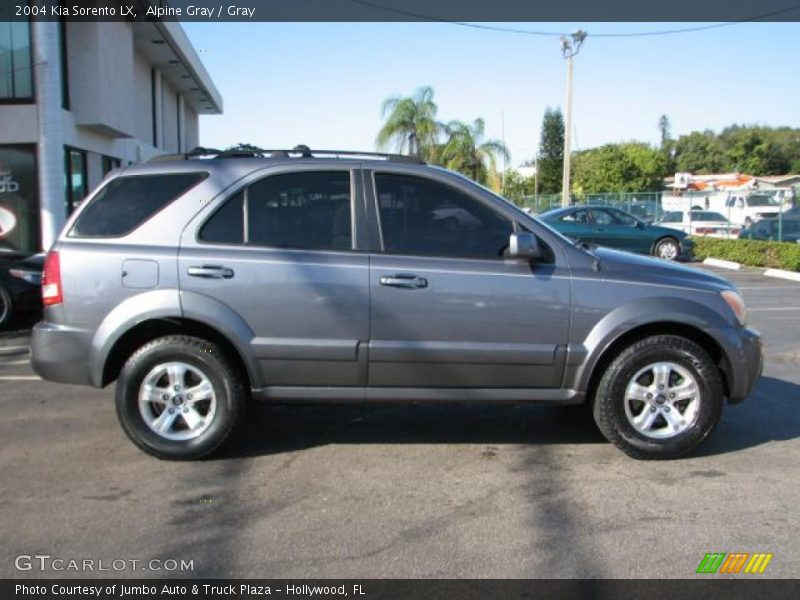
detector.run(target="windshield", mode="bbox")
[748,194,779,207]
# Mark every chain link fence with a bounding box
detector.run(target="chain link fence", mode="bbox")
[511,190,799,243]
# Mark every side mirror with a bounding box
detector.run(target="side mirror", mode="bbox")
[509,232,541,260]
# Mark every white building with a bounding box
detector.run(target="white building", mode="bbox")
[0,16,222,252]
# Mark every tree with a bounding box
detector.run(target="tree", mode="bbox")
[537,107,565,194]
[502,170,536,204]
[439,118,510,190]
[673,130,726,174]
[376,86,442,160]
[572,142,669,193]
[657,115,671,147]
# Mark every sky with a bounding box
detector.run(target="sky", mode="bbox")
[182,21,800,168]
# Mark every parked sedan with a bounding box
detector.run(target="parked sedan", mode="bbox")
[738,217,800,243]
[538,205,693,260]
[658,210,740,238]
[0,252,44,328]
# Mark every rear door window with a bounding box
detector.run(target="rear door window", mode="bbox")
[71,173,207,237]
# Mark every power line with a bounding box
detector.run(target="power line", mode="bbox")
[348,0,800,38]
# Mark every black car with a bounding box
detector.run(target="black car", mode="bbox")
[738,217,800,243]
[0,253,44,328]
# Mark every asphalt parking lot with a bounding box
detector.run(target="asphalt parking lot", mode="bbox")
[1,265,798,579]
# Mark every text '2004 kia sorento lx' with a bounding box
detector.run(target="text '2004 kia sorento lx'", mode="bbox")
[31,148,762,460]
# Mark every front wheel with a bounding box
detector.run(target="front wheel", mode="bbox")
[592,335,724,459]
[115,335,246,459]
[0,285,13,329]
[653,236,680,261]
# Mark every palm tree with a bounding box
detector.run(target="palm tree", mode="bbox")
[376,86,442,160]
[440,118,510,189]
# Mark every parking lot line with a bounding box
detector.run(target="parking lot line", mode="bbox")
[0,346,31,356]
[749,307,800,312]
[0,376,40,381]
[0,359,31,365]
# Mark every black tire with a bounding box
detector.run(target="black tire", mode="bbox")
[592,335,724,460]
[0,285,14,329]
[653,236,680,261]
[115,335,246,460]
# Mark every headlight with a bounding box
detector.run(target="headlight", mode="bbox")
[8,269,43,285]
[721,290,747,326]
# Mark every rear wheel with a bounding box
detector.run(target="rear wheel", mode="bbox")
[653,236,680,261]
[115,335,246,459]
[592,335,724,459]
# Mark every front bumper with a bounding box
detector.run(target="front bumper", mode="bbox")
[725,326,763,404]
[30,322,94,386]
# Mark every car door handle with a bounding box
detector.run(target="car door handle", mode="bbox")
[187,265,235,279]
[380,274,428,289]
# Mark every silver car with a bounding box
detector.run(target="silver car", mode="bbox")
[31,148,762,460]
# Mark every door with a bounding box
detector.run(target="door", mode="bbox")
[590,207,652,253]
[179,168,369,388]
[367,171,570,388]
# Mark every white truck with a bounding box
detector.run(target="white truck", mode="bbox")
[708,192,784,227]
[663,191,785,228]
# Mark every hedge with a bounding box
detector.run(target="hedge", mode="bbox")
[690,236,800,271]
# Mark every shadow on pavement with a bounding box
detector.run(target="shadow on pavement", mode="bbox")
[217,403,606,460]
[698,375,800,457]
[219,374,800,460]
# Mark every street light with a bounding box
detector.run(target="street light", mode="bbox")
[560,30,587,207]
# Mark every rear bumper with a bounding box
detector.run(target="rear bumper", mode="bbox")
[725,326,763,404]
[30,322,94,386]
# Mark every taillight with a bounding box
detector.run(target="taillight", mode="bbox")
[42,250,63,306]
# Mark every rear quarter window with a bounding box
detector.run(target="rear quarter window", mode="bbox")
[70,172,207,237]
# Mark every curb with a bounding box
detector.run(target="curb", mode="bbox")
[702,257,741,270]
[764,268,800,283]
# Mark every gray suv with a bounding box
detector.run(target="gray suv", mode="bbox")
[31,148,762,460]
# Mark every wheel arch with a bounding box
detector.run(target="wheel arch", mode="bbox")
[582,321,732,407]
[100,317,255,390]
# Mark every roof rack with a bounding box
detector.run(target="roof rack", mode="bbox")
[149,145,425,164]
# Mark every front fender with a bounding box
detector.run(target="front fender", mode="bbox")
[570,296,735,393]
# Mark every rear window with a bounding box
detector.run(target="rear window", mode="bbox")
[70,173,207,237]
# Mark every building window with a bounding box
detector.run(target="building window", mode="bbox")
[0,21,34,102]
[64,147,87,214]
[59,19,69,109]
[0,145,40,254]
[102,156,121,177]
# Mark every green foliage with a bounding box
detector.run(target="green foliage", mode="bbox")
[376,86,442,161]
[537,107,565,194]
[657,115,671,147]
[674,125,800,175]
[691,237,800,271]
[673,130,726,174]
[572,142,668,193]
[502,170,536,203]
[439,118,510,190]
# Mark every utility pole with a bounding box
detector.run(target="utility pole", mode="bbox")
[560,30,587,207]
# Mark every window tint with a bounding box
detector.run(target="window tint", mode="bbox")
[590,209,615,226]
[561,209,589,223]
[71,173,206,237]
[662,211,683,223]
[375,173,513,259]
[199,191,244,244]
[610,209,638,226]
[247,171,352,251]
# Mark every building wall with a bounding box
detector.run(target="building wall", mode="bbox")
[0,19,212,252]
